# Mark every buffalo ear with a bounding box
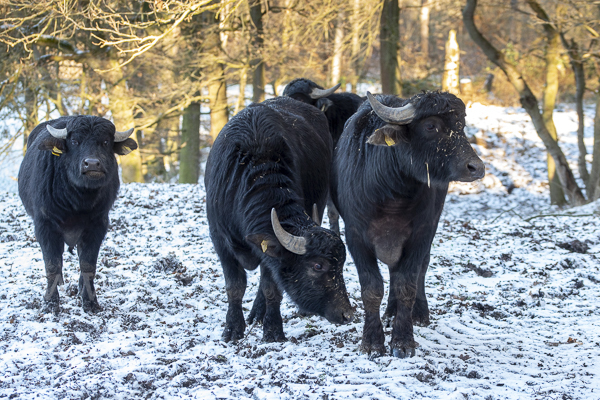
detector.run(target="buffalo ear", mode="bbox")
[38,137,66,155]
[246,233,282,258]
[366,124,408,147]
[316,98,334,112]
[113,138,138,155]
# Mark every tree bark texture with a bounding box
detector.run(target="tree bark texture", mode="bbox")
[331,11,345,87]
[250,0,265,103]
[420,0,430,61]
[588,87,600,201]
[104,57,144,183]
[350,0,361,93]
[380,0,401,95]
[179,102,201,183]
[442,29,460,95]
[527,0,566,205]
[463,0,585,205]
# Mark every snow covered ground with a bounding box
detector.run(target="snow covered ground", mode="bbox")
[0,103,599,400]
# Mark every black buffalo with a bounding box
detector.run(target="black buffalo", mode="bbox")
[331,92,485,358]
[283,78,365,234]
[18,116,138,314]
[205,97,354,343]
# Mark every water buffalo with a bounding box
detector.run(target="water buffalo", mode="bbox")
[283,78,365,234]
[331,91,485,358]
[18,116,137,314]
[205,97,354,343]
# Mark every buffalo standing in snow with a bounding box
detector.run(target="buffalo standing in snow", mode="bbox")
[331,92,485,357]
[205,97,354,343]
[18,116,137,314]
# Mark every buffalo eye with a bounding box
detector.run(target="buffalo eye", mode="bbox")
[313,263,323,271]
[103,140,109,146]
[71,139,79,146]
[425,123,436,131]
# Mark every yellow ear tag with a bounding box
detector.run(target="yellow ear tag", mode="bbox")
[261,240,268,253]
[52,146,63,156]
[384,135,396,146]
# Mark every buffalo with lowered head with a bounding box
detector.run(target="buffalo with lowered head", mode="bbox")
[18,116,138,314]
[205,97,354,343]
[331,91,485,358]
[283,78,365,235]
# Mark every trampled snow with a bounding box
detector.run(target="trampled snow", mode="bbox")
[0,103,599,399]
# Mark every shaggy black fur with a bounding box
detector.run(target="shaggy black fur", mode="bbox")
[205,97,354,343]
[283,78,365,234]
[18,115,138,315]
[331,92,484,358]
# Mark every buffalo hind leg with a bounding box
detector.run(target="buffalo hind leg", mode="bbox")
[77,222,107,313]
[247,282,266,325]
[35,220,64,315]
[327,198,340,236]
[260,265,286,343]
[412,254,430,327]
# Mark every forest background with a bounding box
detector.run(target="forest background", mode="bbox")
[1,0,600,207]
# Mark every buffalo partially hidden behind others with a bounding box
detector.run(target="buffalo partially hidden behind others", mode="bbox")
[18,116,138,314]
[332,91,485,358]
[283,78,365,234]
[205,97,354,343]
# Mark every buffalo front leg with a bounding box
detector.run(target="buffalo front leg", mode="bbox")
[77,223,107,313]
[389,268,419,358]
[247,278,266,325]
[260,265,285,343]
[217,246,247,343]
[348,233,385,357]
[35,220,64,315]
[412,254,430,327]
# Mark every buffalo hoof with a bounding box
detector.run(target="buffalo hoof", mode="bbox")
[390,339,419,358]
[222,325,245,343]
[360,342,386,359]
[82,298,102,314]
[247,295,266,325]
[262,329,286,343]
[42,299,60,315]
[412,300,430,327]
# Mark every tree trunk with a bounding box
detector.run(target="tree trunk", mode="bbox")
[179,102,201,183]
[331,11,344,87]
[350,0,361,93]
[463,0,585,205]
[442,29,459,95]
[588,84,600,201]
[527,0,566,205]
[23,84,38,155]
[420,0,430,61]
[206,10,229,142]
[104,57,144,183]
[380,0,401,95]
[250,0,265,103]
[235,67,248,114]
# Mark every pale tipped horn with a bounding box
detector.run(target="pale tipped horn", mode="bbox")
[271,208,307,255]
[47,124,68,139]
[366,92,416,125]
[312,203,321,226]
[309,83,341,99]
[114,128,134,142]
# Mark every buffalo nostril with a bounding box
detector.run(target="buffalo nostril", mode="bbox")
[467,163,477,172]
[83,158,101,172]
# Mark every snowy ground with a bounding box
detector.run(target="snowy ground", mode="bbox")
[1,103,599,400]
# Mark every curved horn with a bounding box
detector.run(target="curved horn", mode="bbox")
[366,92,416,125]
[271,208,307,255]
[312,203,321,226]
[114,128,135,142]
[309,83,341,99]
[47,124,68,139]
